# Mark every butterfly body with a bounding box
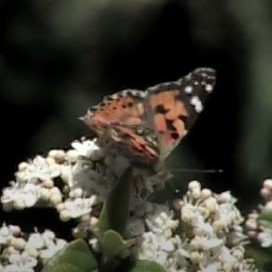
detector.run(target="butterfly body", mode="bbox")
[82,68,216,165]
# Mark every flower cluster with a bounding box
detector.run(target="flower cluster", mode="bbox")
[0,224,66,272]
[1,139,166,214]
[137,181,257,271]
[1,140,113,221]
[0,138,258,271]
[246,179,272,248]
[0,138,167,269]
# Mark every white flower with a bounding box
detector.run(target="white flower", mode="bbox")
[2,264,35,272]
[8,251,37,270]
[16,156,60,183]
[2,184,40,209]
[59,196,97,220]
[257,226,272,247]
[0,224,12,244]
[0,224,68,271]
[139,232,169,265]
[39,239,67,260]
[145,206,178,236]
[71,139,103,159]
[201,262,220,272]
[42,230,55,242]
[181,203,206,227]
[27,233,44,250]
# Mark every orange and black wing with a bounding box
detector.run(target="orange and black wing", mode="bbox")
[145,68,216,160]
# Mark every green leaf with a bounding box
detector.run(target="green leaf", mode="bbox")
[99,167,133,237]
[131,260,167,272]
[246,245,272,271]
[102,230,134,259]
[42,239,97,272]
[258,210,272,229]
[42,263,82,272]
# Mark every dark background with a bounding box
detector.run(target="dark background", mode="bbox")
[1,0,272,222]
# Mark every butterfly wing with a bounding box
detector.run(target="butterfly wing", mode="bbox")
[82,89,146,134]
[82,68,216,164]
[82,89,160,163]
[145,68,216,159]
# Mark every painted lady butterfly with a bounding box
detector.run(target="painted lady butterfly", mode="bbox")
[82,68,216,165]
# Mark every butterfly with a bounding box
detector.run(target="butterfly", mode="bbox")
[82,68,216,165]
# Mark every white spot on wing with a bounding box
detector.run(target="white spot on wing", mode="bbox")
[120,89,146,98]
[205,84,213,93]
[86,109,94,117]
[121,90,128,96]
[184,86,193,94]
[139,91,147,98]
[148,86,158,91]
[110,93,119,99]
[130,90,141,96]
[190,96,203,113]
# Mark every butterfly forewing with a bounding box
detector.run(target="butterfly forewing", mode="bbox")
[145,68,216,160]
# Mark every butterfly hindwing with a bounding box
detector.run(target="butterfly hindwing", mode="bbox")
[83,89,161,163]
[83,89,146,134]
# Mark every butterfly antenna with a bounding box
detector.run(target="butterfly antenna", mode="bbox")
[171,168,224,174]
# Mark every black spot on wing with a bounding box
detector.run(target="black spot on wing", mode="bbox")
[166,119,176,132]
[155,104,169,114]
[178,114,190,129]
[171,132,179,140]
[178,115,188,123]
